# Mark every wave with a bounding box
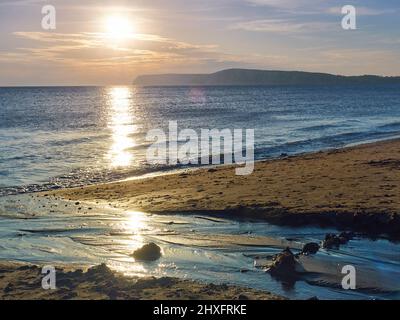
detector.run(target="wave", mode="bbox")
[255,129,400,159]
[2,126,400,197]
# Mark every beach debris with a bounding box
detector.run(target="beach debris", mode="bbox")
[301,242,320,255]
[132,243,162,261]
[266,247,300,280]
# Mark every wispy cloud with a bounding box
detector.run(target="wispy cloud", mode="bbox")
[244,0,323,9]
[0,31,226,71]
[0,0,46,6]
[326,6,398,16]
[230,19,335,33]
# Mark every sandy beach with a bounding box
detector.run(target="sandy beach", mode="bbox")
[2,139,400,300]
[51,139,400,239]
[0,262,282,300]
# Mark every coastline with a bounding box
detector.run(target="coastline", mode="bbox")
[0,262,283,300]
[49,138,400,239]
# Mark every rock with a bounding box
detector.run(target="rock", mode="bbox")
[322,233,341,249]
[266,247,298,279]
[301,242,320,255]
[237,294,250,300]
[322,232,354,249]
[87,263,114,278]
[338,232,354,245]
[339,231,354,241]
[308,296,319,300]
[132,243,162,261]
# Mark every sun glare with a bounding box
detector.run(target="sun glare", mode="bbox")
[104,15,135,41]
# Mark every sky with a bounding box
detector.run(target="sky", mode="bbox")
[0,0,399,86]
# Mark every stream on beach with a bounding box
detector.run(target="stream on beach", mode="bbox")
[0,194,399,300]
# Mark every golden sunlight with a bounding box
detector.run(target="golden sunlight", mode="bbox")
[107,87,136,167]
[104,15,135,41]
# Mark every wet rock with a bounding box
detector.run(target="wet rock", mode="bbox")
[339,231,354,242]
[132,243,162,261]
[87,263,114,278]
[322,233,341,249]
[266,247,297,279]
[237,294,250,300]
[301,242,320,255]
[323,232,354,249]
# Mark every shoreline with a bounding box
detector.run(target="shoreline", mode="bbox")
[0,262,283,300]
[48,138,400,240]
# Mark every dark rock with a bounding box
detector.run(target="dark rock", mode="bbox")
[266,247,297,278]
[132,243,162,261]
[338,231,354,245]
[339,231,354,241]
[322,233,341,249]
[301,242,320,255]
[86,263,114,278]
[308,296,319,300]
[238,294,250,300]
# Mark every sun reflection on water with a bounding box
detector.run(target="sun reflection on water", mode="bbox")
[123,210,152,254]
[107,87,136,167]
[107,210,155,276]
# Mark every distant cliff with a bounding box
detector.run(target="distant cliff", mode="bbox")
[133,69,400,86]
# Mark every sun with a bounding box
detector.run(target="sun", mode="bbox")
[104,15,135,41]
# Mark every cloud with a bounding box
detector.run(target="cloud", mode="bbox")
[230,19,335,33]
[0,0,46,6]
[0,30,229,73]
[245,0,318,9]
[326,6,397,16]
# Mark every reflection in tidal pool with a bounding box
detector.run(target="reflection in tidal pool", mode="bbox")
[0,194,399,300]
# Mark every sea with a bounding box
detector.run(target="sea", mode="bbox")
[1,84,400,195]
[0,84,399,300]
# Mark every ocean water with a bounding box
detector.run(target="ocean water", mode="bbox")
[1,84,400,195]
[1,85,400,300]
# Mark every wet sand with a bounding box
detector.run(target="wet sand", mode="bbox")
[0,262,282,300]
[51,139,400,239]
